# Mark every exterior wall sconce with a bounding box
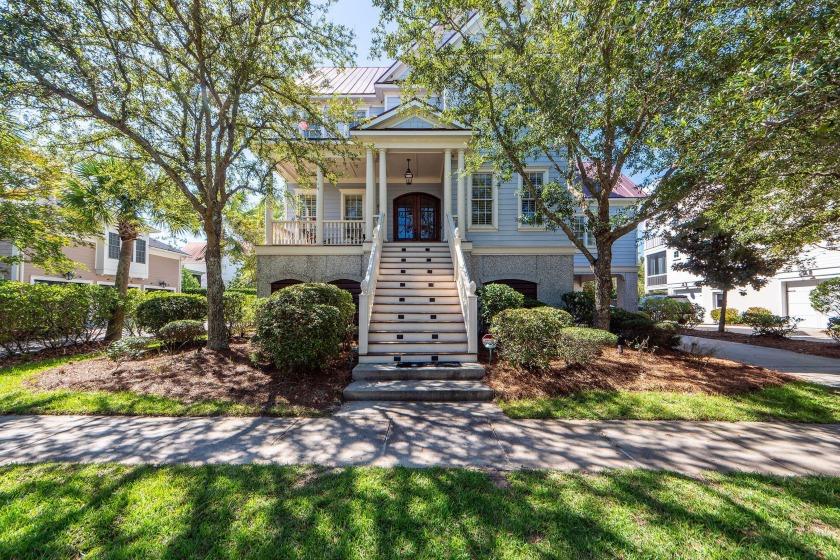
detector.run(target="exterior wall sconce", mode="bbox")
[404,159,413,185]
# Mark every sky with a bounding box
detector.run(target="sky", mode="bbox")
[330,0,390,66]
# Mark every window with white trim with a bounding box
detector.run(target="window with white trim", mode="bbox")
[567,215,597,247]
[134,239,146,264]
[470,172,495,228]
[349,110,367,129]
[344,194,363,220]
[520,171,544,223]
[108,232,120,259]
[296,195,317,220]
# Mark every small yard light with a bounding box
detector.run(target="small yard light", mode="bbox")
[404,158,413,185]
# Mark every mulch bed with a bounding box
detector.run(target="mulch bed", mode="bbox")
[0,341,109,370]
[483,347,794,401]
[683,329,840,360]
[29,340,353,414]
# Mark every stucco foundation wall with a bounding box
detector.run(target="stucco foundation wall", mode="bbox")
[257,253,368,297]
[466,253,575,307]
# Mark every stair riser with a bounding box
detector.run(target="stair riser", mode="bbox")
[343,388,493,402]
[381,262,454,269]
[373,304,462,314]
[359,353,477,364]
[368,331,466,343]
[368,322,465,332]
[381,256,452,263]
[368,342,469,353]
[371,312,463,322]
[352,370,485,381]
[376,296,461,305]
[377,283,457,292]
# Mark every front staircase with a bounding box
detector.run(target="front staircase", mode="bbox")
[345,239,493,402]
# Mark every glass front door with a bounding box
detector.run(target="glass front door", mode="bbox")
[393,193,440,241]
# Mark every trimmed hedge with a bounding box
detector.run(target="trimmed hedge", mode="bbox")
[479,284,525,327]
[560,291,595,326]
[158,320,206,346]
[640,298,705,326]
[135,293,207,335]
[0,282,117,353]
[557,327,617,365]
[711,307,742,324]
[253,299,343,372]
[609,307,681,349]
[268,283,355,339]
[744,306,771,316]
[562,327,618,348]
[183,287,257,296]
[490,307,572,369]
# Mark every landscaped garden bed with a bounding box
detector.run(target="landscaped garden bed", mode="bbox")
[481,347,840,422]
[1,464,838,559]
[683,328,840,359]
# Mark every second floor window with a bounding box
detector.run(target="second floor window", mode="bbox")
[570,216,597,248]
[521,172,544,222]
[296,195,317,220]
[470,173,494,227]
[108,232,120,259]
[134,239,146,264]
[344,194,363,220]
[349,110,367,129]
[647,252,667,276]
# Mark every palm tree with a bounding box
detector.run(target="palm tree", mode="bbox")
[62,158,188,340]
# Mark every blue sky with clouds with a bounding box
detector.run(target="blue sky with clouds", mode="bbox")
[331,0,390,66]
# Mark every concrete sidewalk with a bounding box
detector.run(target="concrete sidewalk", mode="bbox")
[2,406,839,475]
[682,335,840,387]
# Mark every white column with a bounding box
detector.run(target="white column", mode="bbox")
[456,149,466,234]
[264,197,273,244]
[443,148,452,238]
[378,148,387,241]
[315,166,324,245]
[365,148,375,240]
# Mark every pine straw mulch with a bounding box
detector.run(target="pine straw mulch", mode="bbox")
[682,329,840,360]
[483,347,796,401]
[0,341,109,369]
[28,340,352,414]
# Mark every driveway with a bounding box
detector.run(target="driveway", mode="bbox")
[681,335,840,387]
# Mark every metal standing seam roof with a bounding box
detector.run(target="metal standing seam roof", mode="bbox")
[304,67,391,96]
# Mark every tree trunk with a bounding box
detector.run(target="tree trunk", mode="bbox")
[718,290,728,333]
[204,209,228,350]
[106,228,136,341]
[592,253,614,331]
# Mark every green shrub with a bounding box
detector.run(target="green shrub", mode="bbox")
[744,306,771,316]
[521,297,549,309]
[479,284,525,327]
[641,298,705,326]
[0,281,42,354]
[652,321,682,348]
[122,289,150,336]
[223,292,258,338]
[558,327,618,365]
[827,317,840,345]
[183,287,257,296]
[136,293,207,335]
[105,336,150,361]
[710,307,742,324]
[743,313,802,338]
[269,283,355,339]
[560,291,595,326]
[609,308,680,348]
[158,320,206,347]
[490,307,570,369]
[810,278,840,317]
[252,299,343,372]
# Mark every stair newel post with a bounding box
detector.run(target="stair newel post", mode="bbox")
[359,279,369,355]
[467,281,478,355]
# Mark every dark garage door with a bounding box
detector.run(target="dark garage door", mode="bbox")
[484,279,538,300]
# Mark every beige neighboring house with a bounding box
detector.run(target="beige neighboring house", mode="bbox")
[0,228,188,291]
[181,241,238,288]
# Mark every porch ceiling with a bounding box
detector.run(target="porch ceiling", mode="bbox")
[277,150,446,185]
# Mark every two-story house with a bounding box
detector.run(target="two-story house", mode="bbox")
[0,230,187,291]
[256,64,644,365]
[642,230,840,329]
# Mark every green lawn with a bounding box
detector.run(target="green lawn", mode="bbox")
[500,382,840,422]
[0,464,838,559]
[0,354,318,417]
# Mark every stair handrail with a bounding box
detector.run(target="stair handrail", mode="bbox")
[358,212,385,355]
[445,213,478,354]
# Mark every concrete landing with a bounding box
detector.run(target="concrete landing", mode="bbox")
[351,362,486,381]
[343,379,495,402]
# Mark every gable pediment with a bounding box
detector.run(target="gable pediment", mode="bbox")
[355,100,468,131]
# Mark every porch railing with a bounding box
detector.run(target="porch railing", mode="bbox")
[358,212,385,355]
[445,213,478,355]
[647,274,668,287]
[268,220,365,245]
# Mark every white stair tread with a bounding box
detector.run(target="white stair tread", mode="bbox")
[343,380,494,402]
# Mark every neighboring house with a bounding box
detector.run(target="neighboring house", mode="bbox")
[255,62,644,364]
[642,231,840,328]
[181,241,237,288]
[0,230,187,292]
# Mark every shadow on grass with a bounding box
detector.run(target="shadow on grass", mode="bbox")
[0,465,837,559]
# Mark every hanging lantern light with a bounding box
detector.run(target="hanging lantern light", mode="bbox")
[404,158,413,185]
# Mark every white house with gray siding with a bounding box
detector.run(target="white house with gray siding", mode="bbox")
[256,63,644,367]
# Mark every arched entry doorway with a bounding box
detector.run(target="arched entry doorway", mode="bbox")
[393,192,441,241]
